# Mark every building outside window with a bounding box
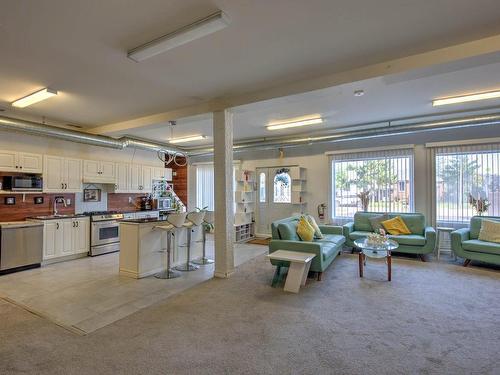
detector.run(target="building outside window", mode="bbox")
[331,148,414,220]
[273,171,291,203]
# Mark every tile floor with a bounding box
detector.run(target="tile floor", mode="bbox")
[0,237,267,334]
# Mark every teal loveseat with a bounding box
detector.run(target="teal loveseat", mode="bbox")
[342,212,436,261]
[451,216,500,267]
[269,216,345,280]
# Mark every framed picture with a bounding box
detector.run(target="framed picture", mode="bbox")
[83,188,101,202]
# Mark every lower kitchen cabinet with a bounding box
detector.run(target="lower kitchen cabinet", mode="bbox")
[39,217,90,261]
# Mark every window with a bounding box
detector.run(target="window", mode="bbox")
[196,164,214,210]
[331,149,414,219]
[273,171,291,203]
[259,172,266,203]
[435,144,500,225]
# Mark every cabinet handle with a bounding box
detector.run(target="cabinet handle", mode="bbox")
[76,221,79,227]
[65,183,68,189]
[73,222,75,228]
[61,183,64,189]
[56,223,59,230]
[15,165,19,169]
[19,166,22,169]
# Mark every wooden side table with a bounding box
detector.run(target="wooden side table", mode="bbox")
[267,250,316,293]
[436,227,455,260]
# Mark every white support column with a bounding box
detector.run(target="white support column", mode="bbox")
[213,110,235,278]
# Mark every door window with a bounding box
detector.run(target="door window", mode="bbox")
[273,171,291,203]
[259,172,266,203]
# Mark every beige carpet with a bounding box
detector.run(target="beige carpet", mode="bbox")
[1,254,499,374]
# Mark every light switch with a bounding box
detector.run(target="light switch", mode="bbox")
[66,198,71,205]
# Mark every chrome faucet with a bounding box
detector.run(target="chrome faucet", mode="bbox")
[53,197,67,216]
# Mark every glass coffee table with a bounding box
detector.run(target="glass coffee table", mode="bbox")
[354,238,399,281]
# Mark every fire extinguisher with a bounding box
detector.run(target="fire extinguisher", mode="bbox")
[317,203,327,224]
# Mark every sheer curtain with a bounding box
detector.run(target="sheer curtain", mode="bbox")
[329,147,415,224]
[429,142,500,228]
[196,164,215,210]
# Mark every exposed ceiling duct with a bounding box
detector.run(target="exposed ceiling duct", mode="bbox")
[0,115,186,158]
[185,112,500,157]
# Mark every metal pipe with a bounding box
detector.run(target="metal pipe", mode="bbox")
[186,113,500,157]
[0,115,185,156]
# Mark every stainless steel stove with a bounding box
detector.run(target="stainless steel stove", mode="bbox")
[84,211,124,256]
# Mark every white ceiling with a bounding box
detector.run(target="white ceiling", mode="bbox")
[2,0,500,129]
[112,54,500,146]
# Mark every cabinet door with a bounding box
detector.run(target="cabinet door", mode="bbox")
[100,161,116,181]
[43,221,58,259]
[43,156,65,192]
[72,218,89,254]
[65,158,82,192]
[83,160,100,179]
[60,220,74,256]
[115,163,129,192]
[129,164,142,192]
[18,152,43,173]
[142,165,153,192]
[0,150,18,172]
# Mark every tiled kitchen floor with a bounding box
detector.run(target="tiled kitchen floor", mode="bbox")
[0,237,267,334]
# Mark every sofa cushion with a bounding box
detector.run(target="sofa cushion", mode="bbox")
[296,217,315,242]
[462,239,500,255]
[349,231,373,240]
[277,222,300,241]
[478,219,500,244]
[470,216,500,239]
[306,214,324,239]
[381,216,411,235]
[315,234,345,245]
[353,212,425,234]
[388,234,426,246]
[369,213,389,232]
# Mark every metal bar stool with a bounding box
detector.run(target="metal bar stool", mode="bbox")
[192,210,214,265]
[153,222,180,279]
[175,211,205,272]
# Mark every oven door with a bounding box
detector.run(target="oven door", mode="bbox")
[91,221,120,246]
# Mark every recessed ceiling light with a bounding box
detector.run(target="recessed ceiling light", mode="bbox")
[432,90,500,106]
[267,117,323,131]
[354,90,365,97]
[169,135,207,144]
[11,88,58,108]
[128,11,230,62]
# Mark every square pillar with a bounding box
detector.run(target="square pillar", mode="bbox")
[213,110,235,278]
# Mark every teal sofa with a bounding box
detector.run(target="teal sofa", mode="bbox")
[342,212,436,261]
[451,216,500,267]
[269,216,345,280]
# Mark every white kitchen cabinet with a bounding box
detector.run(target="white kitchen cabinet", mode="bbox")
[38,217,90,261]
[0,150,43,173]
[129,164,142,192]
[83,160,116,183]
[141,165,153,192]
[115,163,130,192]
[153,167,172,181]
[43,156,82,192]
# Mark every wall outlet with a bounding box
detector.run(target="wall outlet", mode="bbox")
[128,197,133,204]
[66,198,71,206]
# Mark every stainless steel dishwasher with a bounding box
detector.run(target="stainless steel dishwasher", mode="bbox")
[0,222,43,274]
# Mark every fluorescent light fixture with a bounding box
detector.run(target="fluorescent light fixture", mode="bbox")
[128,11,230,62]
[12,88,58,108]
[169,135,207,144]
[267,117,323,131]
[432,90,500,106]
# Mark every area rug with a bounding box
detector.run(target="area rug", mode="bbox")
[247,237,271,245]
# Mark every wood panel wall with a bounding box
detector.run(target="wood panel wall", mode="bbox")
[166,157,187,205]
[0,193,75,222]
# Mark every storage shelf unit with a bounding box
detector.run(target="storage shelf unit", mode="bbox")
[234,169,255,242]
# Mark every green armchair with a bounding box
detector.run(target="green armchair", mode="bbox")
[268,216,345,280]
[343,212,436,261]
[451,216,500,267]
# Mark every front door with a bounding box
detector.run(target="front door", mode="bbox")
[256,167,296,236]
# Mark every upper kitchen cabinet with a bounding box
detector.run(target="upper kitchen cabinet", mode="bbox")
[44,156,82,192]
[114,162,130,192]
[153,167,173,181]
[83,160,116,183]
[0,150,43,173]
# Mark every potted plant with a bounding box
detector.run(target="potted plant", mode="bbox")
[468,193,490,216]
[357,190,371,212]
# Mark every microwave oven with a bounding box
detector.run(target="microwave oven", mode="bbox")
[154,197,172,210]
[3,175,43,191]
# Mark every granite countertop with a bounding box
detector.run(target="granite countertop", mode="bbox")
[27,214,88,220]
[120,217,170,224]
[0,221,44,228]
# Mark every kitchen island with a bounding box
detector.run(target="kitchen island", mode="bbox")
[119,218,204,279]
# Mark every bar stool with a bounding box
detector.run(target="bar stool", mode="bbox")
[157,212,187,276]
[175,211,205,272]
[192,210,214,265]
[153,222,180,279]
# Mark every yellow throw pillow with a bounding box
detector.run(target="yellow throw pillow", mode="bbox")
[296,217,315,242]
[381,216,411,235]
[478,219,500,244]
[306,214,324,239]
